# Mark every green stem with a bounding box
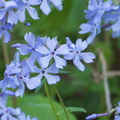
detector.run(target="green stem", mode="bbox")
[44,83,60,120]
[2,41,9,64]
[53,85,70,120]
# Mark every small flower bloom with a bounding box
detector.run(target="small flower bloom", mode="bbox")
[0,17,13,43]
[26,63,60,89]
[36,37,69,69]
[64,37,95,71]
[0,95,21,120]
[12,32,43,66]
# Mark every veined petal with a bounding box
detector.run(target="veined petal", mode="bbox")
[54,55,66,69]
[73,55,85,71]
[45,74,60,85]
[56,44,69,55]
[40,0,51,15]
[27,6,39,20]
[80,52,95,63]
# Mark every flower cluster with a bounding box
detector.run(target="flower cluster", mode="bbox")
[0,90,38,120]
[79,0,120,44]
[0,0,63,43]
[0,32,95,98]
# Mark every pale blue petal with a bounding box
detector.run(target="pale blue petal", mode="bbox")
[80,52,95,63]
[7,9,18,25]
[27,6,39,19]
[46,63,59,74]
[46,37,57,51]
[79,24,92,34]
[40,55,52,68]
[76,39,88,51]
[25,32,35,47]
[5,1,17,9]
[15,81,25,97]
[28,0,41,5]
[26,74,42,90]
[19,44,32,55]
[54,55,66,69]
[40,0,51,15]
[86,28,96,44]
[56,44,69,55]
[26,52,36,66]
[36,46,50,54]
[0,9,7,20]
[64,52,75,60]
[45,74,60,85]
[3,30,11,43]
[16,10,26,22]
[8,107,21,115]
[73,55,85,71]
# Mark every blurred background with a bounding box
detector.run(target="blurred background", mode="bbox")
[1,0,120,120]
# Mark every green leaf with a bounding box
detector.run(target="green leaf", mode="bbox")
[66,107,87,113]
[17,95,77,120]
[59,70,70,74]
[34,79,47,95]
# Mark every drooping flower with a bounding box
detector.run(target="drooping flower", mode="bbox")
[36,37,69,69]
[16,0,41,22]
[40,0,63,15]
[0,17,13,43]
[64,37,95,71]
[79,0,113,44]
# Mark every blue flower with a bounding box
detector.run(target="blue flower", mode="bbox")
[103,6,120,38]
[40,0,63,15]
[36,37,69,69]
[0,54,21,92]
[12,32,43,66]
[79,0,112,44]
[26,63,60,89]
[0,95,21,120]
[64,37,95,71]
[16,0,41,22]
[14,61,31,97]
[0,0,19,25]
[0,17,13,43]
